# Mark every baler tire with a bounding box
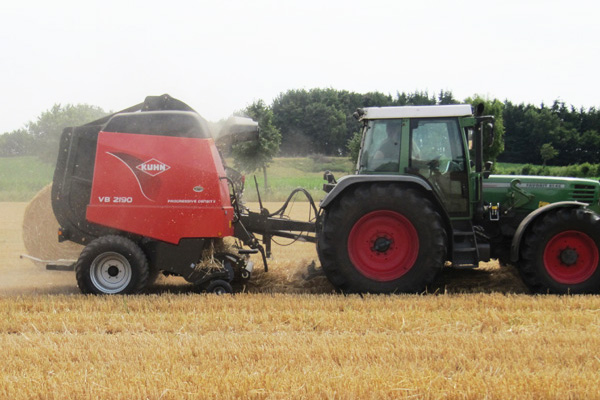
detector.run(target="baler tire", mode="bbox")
[317,184,446,293]
[75,235,149,295]
[205,280,233,295]
[519,208,600,294]
[215,253,237,282]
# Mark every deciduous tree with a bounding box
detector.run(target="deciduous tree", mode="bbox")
[540,143,558,165]
[28,104,107,163]
[232,100,281,190]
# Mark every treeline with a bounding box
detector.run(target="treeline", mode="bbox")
[272,89,459,156]
[501,101,600,165]
[2,89,599,169]
[0,104,107,163]
[0,89,461,163]
[272,89,599,166]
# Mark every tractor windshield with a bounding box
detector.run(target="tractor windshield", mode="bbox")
[358,120,403,173]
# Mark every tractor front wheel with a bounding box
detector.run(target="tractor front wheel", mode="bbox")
[75,235,149,295]
[318,184,446,293]
[519,208,600,294]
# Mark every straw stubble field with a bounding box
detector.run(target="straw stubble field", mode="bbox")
[2,200,600,399]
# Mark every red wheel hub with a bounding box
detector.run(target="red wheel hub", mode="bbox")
[348,210,419,281]
[543,230,599,284]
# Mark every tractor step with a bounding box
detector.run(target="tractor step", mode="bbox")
[450,222,480,266]
[450,264,479,269]
[454,247,477,252]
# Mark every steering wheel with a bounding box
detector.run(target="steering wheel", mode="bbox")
[427,155,441,170]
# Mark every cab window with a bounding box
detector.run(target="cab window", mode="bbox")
[358,120,403,173]
[409,118,469,215]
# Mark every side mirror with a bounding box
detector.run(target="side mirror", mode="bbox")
[485,122,494,148]
[483,161,494,179]
[466,128,474,150]
[475,103,485,117]
[353,108,365,120]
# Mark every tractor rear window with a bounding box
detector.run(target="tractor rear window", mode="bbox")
[104,111,211,139]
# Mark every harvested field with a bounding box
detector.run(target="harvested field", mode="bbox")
[3,293,600,399]
[2,201,600,399]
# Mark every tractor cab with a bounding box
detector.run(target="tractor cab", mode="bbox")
[355,105,476,217]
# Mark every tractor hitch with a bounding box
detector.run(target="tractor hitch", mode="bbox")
[231,181,320,273]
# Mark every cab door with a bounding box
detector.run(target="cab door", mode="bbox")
[408,118,470,217]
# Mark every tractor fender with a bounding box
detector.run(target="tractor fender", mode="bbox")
[320,174,433,209]
[509,201,589,262]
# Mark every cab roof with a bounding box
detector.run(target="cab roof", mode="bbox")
[357,104,473,120]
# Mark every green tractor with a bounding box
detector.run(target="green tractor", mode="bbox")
[317,104,600,294]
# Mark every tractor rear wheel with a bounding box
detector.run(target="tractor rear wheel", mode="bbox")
[75,235,149,295]
[519,208,600,294]
[317,184,446,293]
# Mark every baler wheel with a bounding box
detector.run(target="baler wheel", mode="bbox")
[519,208,600,294]
[75,235,149,295]
[215,253,237,281]
[317,184,446,293]
[205,280,233,295]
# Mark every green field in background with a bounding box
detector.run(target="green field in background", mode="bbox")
[0,157,54,201]
[1,155,597,202]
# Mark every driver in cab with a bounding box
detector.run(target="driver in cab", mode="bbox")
[374,122,401,160]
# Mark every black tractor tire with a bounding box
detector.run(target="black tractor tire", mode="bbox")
[75,235,150,295]
[519,208,600,294]
[317,184,447,293]
[205,280,233,295]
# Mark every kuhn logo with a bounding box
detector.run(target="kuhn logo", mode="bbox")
[136,158,171,177]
